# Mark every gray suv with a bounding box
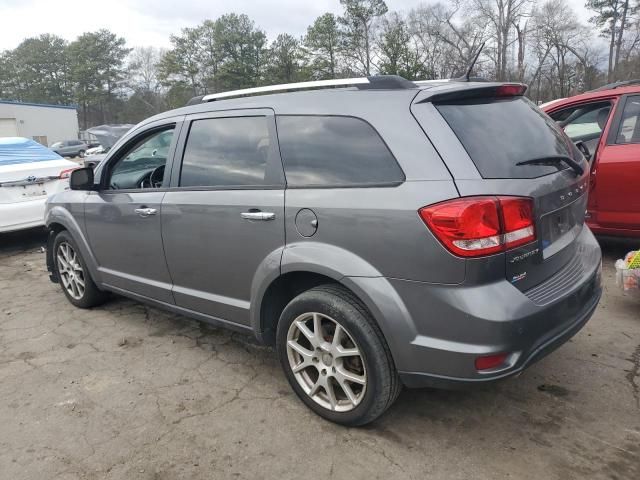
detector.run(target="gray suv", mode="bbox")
[45,76,602,426]
[50,139,89,158]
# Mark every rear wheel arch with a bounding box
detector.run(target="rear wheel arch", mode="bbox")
[255,270,396,356]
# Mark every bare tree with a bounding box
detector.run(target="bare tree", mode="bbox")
[469,0,531,80]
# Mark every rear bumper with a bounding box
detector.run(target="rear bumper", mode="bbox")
[399,285,600,388]
[0,198,47,233]
[354,226,602,389]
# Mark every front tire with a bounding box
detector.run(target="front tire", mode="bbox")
[276,284,401,426]
[78,150,85,158]
[53,230,107,308]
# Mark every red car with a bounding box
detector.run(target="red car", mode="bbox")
[543,81,640,238]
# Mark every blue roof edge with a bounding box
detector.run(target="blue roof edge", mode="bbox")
[0,99,78,110]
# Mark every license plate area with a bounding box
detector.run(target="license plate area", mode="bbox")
[539,195,586,259]
[12,184,48,200]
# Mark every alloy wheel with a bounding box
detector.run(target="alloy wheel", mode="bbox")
[57,242,85,300]
[286,312,367,412]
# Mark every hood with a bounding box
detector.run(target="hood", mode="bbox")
[86,124,134,149]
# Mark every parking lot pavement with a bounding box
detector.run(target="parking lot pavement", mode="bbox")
[0,229,638,480]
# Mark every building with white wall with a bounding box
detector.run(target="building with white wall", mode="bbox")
[0,101,79,147]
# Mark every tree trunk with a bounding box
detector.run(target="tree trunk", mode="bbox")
[608,20,617,82]
[614,0,630,79]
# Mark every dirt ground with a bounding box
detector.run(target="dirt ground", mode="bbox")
[0,228,638,480]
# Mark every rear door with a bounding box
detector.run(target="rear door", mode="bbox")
[161,109,285,326]
[412,88,590,291]
[592,94,640,232]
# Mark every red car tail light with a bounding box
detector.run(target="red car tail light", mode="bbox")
[499,197,535,249]
[419,196,535,258]
[59,168,78,179]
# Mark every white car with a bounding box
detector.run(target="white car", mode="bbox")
[0,137,78,233]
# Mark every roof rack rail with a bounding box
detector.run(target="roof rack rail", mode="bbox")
[195,75,416,103]
[414,79,450,85]
[591,79,640,92]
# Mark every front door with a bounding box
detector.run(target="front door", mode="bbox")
[84,121,181,303]
[593,95,640,232]
[162,110,285,326]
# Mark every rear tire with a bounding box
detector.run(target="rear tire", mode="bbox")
[53,230,107,308]
[276,284,401,426]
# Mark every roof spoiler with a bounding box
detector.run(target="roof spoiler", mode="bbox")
[417,83,528,103]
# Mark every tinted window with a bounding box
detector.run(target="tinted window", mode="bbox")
[276,116,404,187]
[436,97,579,179]
[180,117,271,187]
[616,96,640,144]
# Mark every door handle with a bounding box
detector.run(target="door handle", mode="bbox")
[241,211,275,221]
[134,207,157,217]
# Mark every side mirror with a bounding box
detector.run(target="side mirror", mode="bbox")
[69,167,96,190]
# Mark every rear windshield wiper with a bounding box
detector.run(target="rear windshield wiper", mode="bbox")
[516,155,584,176]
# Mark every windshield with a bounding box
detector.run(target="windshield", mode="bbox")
[436,97,580,179]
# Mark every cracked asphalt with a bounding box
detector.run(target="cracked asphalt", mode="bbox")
[0,229,639,480]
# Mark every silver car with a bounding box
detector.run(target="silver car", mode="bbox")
[50,139,89,158]
[45,76,602,426]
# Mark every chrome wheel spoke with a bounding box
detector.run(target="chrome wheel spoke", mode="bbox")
[287,339,314,360]
[325,380,338,410]
[309,378,322,397]
[335,345,359,358]
[338,378,358,406]
[312,313,324,344]
[336,366,365,385]
[57,254,70,271]
[295,320,318,347]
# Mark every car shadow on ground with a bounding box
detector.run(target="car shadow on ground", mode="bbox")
[0,227,48,256]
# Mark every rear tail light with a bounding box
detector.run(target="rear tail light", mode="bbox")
[419,196,535,257]
[59,168,78,179]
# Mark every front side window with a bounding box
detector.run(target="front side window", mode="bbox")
[276,115,404,187]
[616,96,640,144]
[180,116,271,188]
[106,127,174,190]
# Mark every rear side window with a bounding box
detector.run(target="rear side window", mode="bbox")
[616,95,640,144]
[276,115,404,187]
[180,117,271,187]
[436,97,577,179]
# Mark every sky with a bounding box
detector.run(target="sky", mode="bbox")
[0,0,593,51]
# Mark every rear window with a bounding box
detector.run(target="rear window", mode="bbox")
[436,97,577,179]
[276,115,404,187]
